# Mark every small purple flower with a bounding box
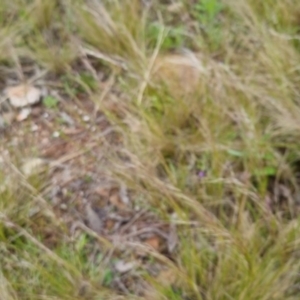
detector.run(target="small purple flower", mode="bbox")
[197,170,207,178]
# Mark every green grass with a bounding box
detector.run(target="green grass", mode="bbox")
[2,0,300,299]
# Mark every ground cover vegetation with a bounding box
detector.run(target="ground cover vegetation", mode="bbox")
[1,0,300,299]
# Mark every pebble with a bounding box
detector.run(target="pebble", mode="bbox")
[83,115,90,122]
[53,131,60,137]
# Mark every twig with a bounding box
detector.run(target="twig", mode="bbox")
[81,47,128,70]
[119,209,147,234]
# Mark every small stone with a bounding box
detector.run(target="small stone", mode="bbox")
[83,115,90,122]
[53,131,60,138]
[60,203,67,210]
[22,158,45,177]
[31,123,39,132]
[16,107,31,122]
[115,261,137,273]
[6,84,41,107]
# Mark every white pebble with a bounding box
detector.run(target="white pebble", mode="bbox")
[53,131,60,137]
[83,115,90,122]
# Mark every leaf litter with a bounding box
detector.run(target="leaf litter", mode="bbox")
[0,60,180,298]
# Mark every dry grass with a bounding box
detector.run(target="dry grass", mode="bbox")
[2,0,300,299]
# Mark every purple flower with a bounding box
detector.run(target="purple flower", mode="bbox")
[197,170,207,178]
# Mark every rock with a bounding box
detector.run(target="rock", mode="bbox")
[6,84,41,108]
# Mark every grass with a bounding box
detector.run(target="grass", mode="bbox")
[2,0,300,299]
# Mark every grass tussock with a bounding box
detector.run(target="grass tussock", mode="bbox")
[2,0,300,299]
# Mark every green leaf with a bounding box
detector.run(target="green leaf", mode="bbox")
[255,166,277,177]
[75,233,88,252]
[227,149,244,157]
[103,269,113,286]
[80,72,97,90]
[43,96,59,109]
